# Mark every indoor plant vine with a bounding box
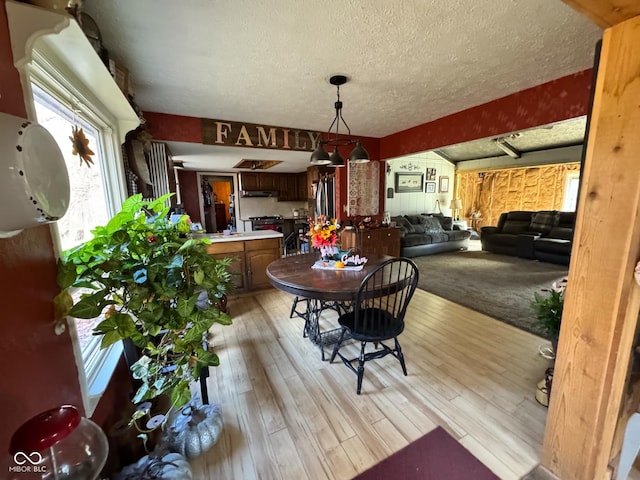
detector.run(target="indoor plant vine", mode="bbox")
[55,193,233,415]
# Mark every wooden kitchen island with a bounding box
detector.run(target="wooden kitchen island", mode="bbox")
[191,231,283,292]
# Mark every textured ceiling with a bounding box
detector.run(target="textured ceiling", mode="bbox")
[82,0,601,171]
[437,116,587,161]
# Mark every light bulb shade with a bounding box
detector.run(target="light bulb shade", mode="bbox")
[451,199,463,210]
[348,140,370,163]
[310,142,331,165]
[329,148,345,167]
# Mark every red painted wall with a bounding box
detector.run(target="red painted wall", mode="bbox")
[380,69,593,159]
[0,2,131,462]
[0,2,82,456]
[143,71,591,223]
[0,227,83,456]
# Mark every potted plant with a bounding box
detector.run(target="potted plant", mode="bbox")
[531,277,567,353]
[55,193,233,416]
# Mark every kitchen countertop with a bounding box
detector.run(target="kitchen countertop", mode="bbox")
[188,231,283,243]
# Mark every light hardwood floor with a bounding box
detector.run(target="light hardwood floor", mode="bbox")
[190,285,558,480]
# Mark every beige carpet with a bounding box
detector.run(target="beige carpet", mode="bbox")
[411,247,568,339]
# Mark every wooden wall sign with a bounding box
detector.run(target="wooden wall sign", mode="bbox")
[201,118,322,152]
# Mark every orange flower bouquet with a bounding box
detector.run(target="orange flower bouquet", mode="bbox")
[307,216,341,258]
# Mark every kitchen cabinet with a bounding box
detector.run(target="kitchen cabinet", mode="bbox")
[240,172,276,191]
[277,173,307,202]
[240,172,307,201]
[275,174,292,201]
[246,238,281,290]
[297,172,308,200]
[340,227,401,257]
[205,241,246,291]
[205,236,281,292]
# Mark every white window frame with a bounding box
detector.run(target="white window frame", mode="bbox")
[562,171,581,212]
[26,52,129,417]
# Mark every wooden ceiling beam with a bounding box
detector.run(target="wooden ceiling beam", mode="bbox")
[561,0,640,28]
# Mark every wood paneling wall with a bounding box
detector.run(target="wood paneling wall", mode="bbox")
[455,163,581,227]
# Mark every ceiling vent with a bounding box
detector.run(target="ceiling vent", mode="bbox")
[234,159,282,170]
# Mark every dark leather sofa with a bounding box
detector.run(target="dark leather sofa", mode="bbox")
[480,210,575,265]
[391,214,471,258]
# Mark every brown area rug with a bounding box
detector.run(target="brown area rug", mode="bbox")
[353,427,498,480]
[411,249,568,339]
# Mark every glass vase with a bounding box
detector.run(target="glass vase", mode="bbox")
[319,245,339,261]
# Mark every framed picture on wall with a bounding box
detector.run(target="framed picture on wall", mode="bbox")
[439,176,449,193]
[426,168,436,181]
[395,172,424,193]
[426,182,436,193]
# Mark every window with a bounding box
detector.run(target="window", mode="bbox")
[29,60,129,417]
[32,85,110,250]
[563,172,580,212]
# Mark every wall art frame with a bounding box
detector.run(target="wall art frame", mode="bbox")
[426,182,436,193]
[439,176,449,193]
[395,172,424,193]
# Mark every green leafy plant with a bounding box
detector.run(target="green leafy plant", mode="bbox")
[55,194,233,414]
[531,280,566,340]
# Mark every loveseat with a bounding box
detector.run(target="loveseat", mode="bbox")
[480,210,575,265]
[391,214,471,258]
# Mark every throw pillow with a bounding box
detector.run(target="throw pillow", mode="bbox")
[431,214,453,231]
[405,214,426,225]
[411,223,426,234]
[422,216,444,233]
[391,216,415,237]
[529,211,558,234]
[403,214,433,233]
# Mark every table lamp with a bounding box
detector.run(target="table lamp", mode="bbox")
[450,199,463,220]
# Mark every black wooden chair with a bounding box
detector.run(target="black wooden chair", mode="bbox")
[330,257,419,394]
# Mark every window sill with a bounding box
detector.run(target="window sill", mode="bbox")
[86,340,123,416]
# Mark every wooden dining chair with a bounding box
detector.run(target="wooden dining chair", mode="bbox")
[330,257,419,394]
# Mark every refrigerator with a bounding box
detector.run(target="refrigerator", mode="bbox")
[314,175,335,218]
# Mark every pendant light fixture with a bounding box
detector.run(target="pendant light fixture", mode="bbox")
[309,75,370,167]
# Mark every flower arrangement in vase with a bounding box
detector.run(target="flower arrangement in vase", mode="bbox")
[307,215,341,260]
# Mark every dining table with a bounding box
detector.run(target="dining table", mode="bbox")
[266,252,393,359]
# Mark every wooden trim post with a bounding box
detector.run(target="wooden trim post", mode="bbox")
[541,14,640,479]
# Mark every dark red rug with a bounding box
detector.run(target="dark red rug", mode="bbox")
[353,427,499,480]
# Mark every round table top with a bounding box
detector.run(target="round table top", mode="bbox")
[266,253,393,302]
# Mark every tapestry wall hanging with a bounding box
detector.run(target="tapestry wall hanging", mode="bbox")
[348,161,379,216]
